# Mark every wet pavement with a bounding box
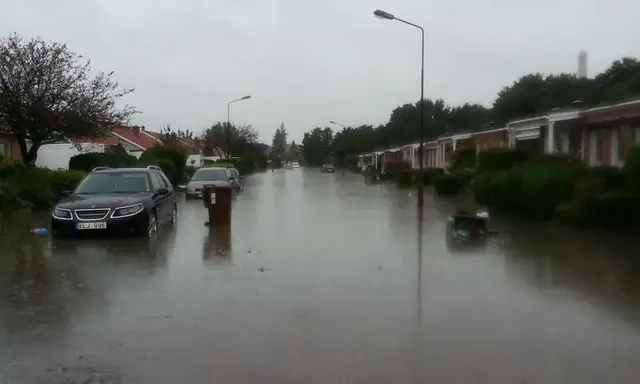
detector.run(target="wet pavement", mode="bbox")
[2,169,640,383]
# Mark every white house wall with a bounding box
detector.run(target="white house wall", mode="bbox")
[35,143,106,169]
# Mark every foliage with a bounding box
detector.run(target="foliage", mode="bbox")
[0,34,136,165]
[625,145,640,191]
[433,171,473,196]
[300,56,640,164]
[139,145,187,186]
[202,122,258,158]
[450,148,477,170]
[301,127,333,166]
[0,160,85,213]
[476,148,532,173]
[271,122,288,160]
[68,144,136,172]
[160,124,195,153]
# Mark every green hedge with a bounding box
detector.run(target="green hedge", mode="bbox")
[470,148,640,228]
[477,148,532,173]
[393,167,445,187]
[0,160,86,214]
[68,144,137,172]
[434,171,473,196]
[450,148,477,170]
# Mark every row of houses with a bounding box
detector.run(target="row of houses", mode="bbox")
[0,125,219,168]
[358,99,640,171]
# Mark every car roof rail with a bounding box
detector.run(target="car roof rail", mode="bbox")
[146,165,162,171]
[91,166,111,172]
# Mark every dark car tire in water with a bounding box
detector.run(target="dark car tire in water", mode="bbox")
[170,204,177,224]
[136,211,158,238]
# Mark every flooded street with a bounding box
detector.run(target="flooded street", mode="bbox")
[2,169,640,383]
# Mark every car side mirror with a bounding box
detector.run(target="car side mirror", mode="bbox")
[61,190,71,197]
[154,187,169,196]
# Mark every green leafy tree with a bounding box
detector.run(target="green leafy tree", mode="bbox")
[303,56,640,162]
[0,34,136,165]
[201,122,258,158]
[160,124,194,153]
[302,127,333,166]
[272,122,288,158]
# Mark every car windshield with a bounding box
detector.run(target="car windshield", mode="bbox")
[74,172,151,194]
[191,168,228,181]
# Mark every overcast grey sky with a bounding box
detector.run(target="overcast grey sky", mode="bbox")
[1,0,638,143]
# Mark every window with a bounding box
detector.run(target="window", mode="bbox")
[152,171,168,189]
[75,172,151,194]
[149,172,163,190]
[157,171,173,188]
[191,168,229,181]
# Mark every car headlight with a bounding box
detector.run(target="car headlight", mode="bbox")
[52,208,72,220]
[111,203,144,218]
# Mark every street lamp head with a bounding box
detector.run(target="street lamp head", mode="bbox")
[241,95,251,100]
[374,9,395,20]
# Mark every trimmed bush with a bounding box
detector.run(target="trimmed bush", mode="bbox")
[587,189,640,228]
[50,169,86,196]
[450,148,477,170]
[69,145,137,172]
[434,171,473,196]
[416,168,445,186]
[157,158,177,185]
[395,169,413,187]
[69,152,107,172]
[0,161,86,214]
[625,145,640,192]
[554,202,593,228]
[477,148,532,173]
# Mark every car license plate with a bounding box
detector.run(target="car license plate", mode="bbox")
[76,222,107,230]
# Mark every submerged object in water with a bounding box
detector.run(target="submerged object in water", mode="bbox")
[447,210,493,240]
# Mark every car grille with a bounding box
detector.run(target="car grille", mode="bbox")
[75,208,110,221]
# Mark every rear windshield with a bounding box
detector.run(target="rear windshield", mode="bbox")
[191,168,228,181]
[75,172,151,194]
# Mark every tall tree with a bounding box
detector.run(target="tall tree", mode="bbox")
[302,127,333,166]
[160,124,194,153]
[272,122,288,158]
[0,34,136,165]
[201,122,257,158]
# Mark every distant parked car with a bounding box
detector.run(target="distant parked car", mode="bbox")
[292,162,300,168]
[228,167,244,191]
[51,166,177,238]
[186,167,236,199]
[284,162,293,170]
[321,164,335,173]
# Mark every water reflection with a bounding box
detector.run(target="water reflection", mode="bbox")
[501,224,640,325]
[202,226,232,261]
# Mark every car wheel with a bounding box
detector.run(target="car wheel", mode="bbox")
[170,204,178,224]
[146,211,159,239]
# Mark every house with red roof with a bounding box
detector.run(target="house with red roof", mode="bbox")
[108,125,161,158]
[1,123,206,168]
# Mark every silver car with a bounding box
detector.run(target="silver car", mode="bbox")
[186,167,235,199]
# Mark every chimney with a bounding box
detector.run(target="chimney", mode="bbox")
[132,126,140,136]
[140,126,145,131]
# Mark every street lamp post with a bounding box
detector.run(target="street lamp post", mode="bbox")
[329,120,346,129]
[374,9,425,208]
[227,95,251,158]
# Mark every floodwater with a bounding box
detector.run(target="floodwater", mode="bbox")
[1,169,640,383]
